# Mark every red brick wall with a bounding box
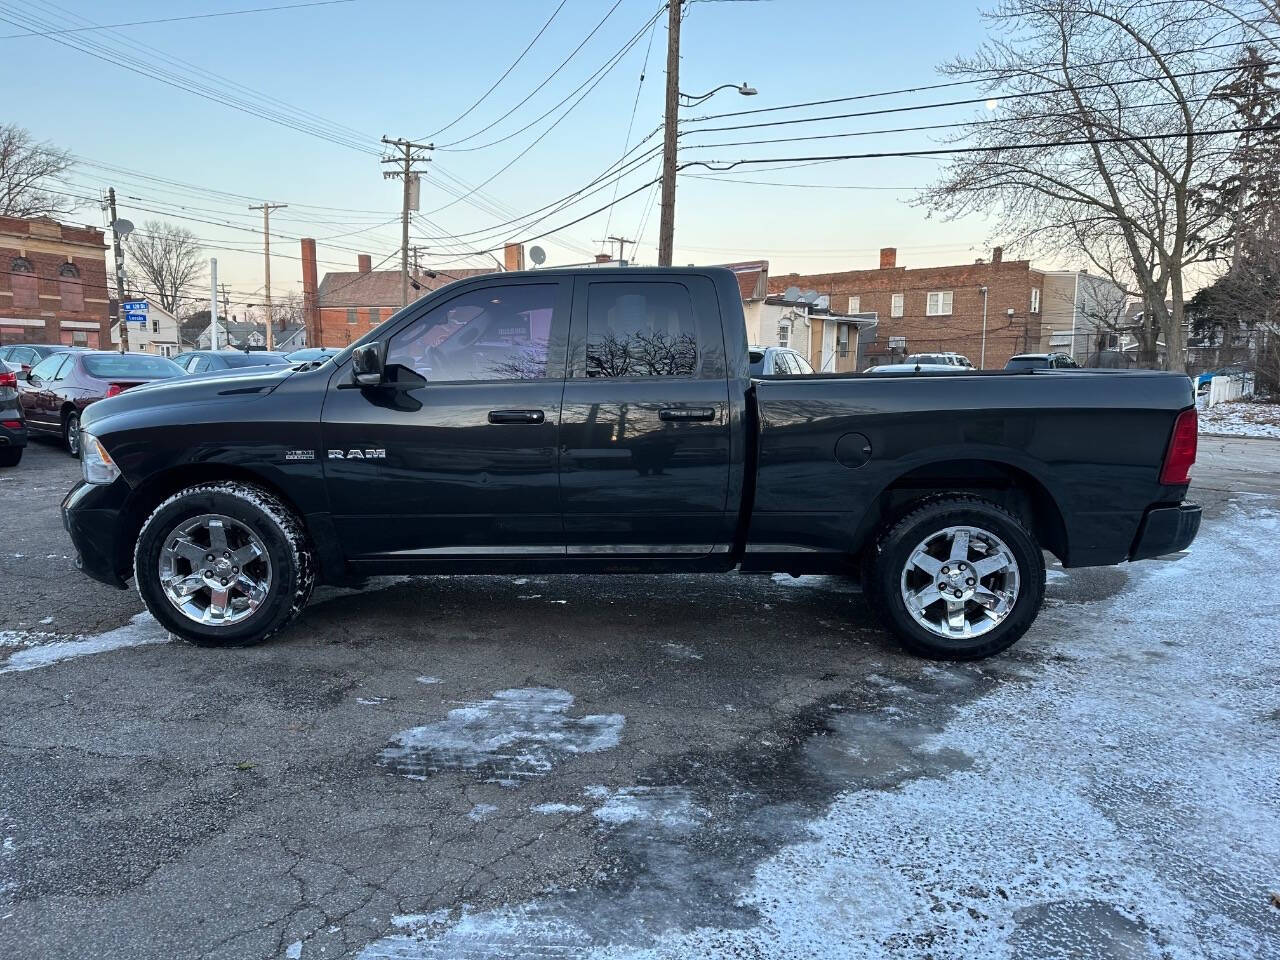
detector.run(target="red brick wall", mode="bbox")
[0,217,110,347]
[770,259,1046,369]
[316,306,393,347]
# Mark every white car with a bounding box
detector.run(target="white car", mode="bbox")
[905,352,973,368]
[865,363,969,374]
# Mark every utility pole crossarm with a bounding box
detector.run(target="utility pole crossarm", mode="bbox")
[249,202,288,350]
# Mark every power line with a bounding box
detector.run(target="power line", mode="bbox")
[681,38,1275,124]
[421,0,569,139]
[434,0,628,149]
[0,0,356,39]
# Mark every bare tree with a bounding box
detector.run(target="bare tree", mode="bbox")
[919,0,1253,371]
[0,124,76,218]
[126,220,204,315]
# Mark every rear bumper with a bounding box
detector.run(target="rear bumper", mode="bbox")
[62,479,131,589]
[0,421,26,448]
[1129,502,1201,562]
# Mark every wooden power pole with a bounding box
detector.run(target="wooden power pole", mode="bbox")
[657,0,683,267]
[381,136,432,307]
[249,202,287,350]
[106,187,129,352]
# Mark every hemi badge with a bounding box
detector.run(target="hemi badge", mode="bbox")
[284,449,315,461]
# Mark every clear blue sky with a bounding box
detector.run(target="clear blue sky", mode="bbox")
[0,0,1028,307]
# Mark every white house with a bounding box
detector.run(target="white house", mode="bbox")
[110,297,181,357]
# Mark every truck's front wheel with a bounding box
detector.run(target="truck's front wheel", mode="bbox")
[133,482,315,646]
[867,495,1045,660]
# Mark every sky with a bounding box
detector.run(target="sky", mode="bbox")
[0,0,1033,311]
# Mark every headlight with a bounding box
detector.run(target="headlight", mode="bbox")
[81,431,121,485]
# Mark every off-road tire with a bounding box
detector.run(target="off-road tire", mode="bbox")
[0,447,21,467]
[133,481,315,647]
[866,494,1046,660]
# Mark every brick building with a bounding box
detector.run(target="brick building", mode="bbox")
[301,240,525,349]
[0,215,110,348]
[769,247,1046,369]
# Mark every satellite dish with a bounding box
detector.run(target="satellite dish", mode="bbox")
[815,294,830,310]
[529,245,547,266]
[802,289,820,303]
[783,286,802,301]
[112,218,134,238]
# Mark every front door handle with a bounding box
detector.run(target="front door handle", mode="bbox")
[659,407,716,422]
[488,409,545,424]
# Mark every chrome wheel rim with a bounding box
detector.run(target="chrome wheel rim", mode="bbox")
[899,524,1020,641]
[158,514,272,626]
[66,417,79,456]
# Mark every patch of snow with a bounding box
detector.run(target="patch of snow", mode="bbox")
[531,802,585,815]
[38,617,53,625]
[391,909,450,929]
[415,676,442,685]
[356,697,388,705]
[0,612,169,674]
[661,643,702,661]
[284,941,302,959]
[2,837,13,854]
[378,687,624,785]
[511,578,529,585]
[466,803,498,822]
[590,786,707,831]
[1198,399,1280,439]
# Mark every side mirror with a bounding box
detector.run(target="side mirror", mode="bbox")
[21,371,34,384]
[351,342,384,387]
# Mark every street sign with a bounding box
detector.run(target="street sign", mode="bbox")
[124,311,147,325]
[122,300,148,313]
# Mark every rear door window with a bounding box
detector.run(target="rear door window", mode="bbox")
[584,281,699,378]
[28,354,65,381]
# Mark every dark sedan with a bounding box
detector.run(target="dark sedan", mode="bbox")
[173,350,291,375]
[18,351,186,455]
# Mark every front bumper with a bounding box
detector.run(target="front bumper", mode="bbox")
[1129,502,1202,562]
[62,479,132,589]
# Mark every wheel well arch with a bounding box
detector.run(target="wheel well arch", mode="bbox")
[60,401,77,422]
[115,464,312,578]
[855,458,1069,563]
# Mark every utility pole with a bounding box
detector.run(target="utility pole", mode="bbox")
[381,136,432,307]
[107,187,129,352]
[249,202,287,350]
[409,245,427,279]
[209,258,219,350]
[657,0,683,266]
[595,235,634,264]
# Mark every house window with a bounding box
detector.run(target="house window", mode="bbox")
[837,323,851,358]
[10,258,37,309]
[370,307,382,325]
[777,320,790,349]
[1030,288,1041,313]
[891,293,904,318]
[58,263,84,312]
[71,330,89,346]
[846,296,860,314]
[151,316,159,333]
[926,291,953,316]
[346,308,358,325]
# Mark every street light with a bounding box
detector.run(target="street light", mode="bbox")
[659,80,758,266]
[678,82,757,107]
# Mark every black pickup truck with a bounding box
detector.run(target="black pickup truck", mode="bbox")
[62,267,1200,659]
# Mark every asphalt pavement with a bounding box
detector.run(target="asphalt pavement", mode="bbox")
[1,434,1277,960]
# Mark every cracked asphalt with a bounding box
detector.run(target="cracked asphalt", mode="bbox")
[1,435,1278,960]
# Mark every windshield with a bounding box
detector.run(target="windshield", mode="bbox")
[221,353,288,368]
[84,354,185,379]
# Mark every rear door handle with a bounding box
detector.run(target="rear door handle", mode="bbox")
[659,407,716,422]
[488,409,545,424]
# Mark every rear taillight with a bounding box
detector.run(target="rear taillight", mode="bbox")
[104,383,125,398]
[0,371,15,389]
[1,420,20,429]
[1159,407,1198,485]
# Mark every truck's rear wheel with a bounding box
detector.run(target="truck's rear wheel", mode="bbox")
[133,481,314,647]
[867,495,1045,660]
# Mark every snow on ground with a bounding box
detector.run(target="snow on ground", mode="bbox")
[354,502,1280,960]
[377,687,625,786]
[1197,398,1280,439]
[0,612,170,674]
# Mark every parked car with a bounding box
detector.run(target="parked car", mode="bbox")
[172,350,291,375]
[905,352,973,367]
[0,366,26,467]
[284,347,339,363]
[64,266,1200,661]
[18,351,186,455]
[1195,363,1250,391]
[866,363,968,375]
[1005,353,1081,370]
[748,346,815,376]
[0,344,83,374]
